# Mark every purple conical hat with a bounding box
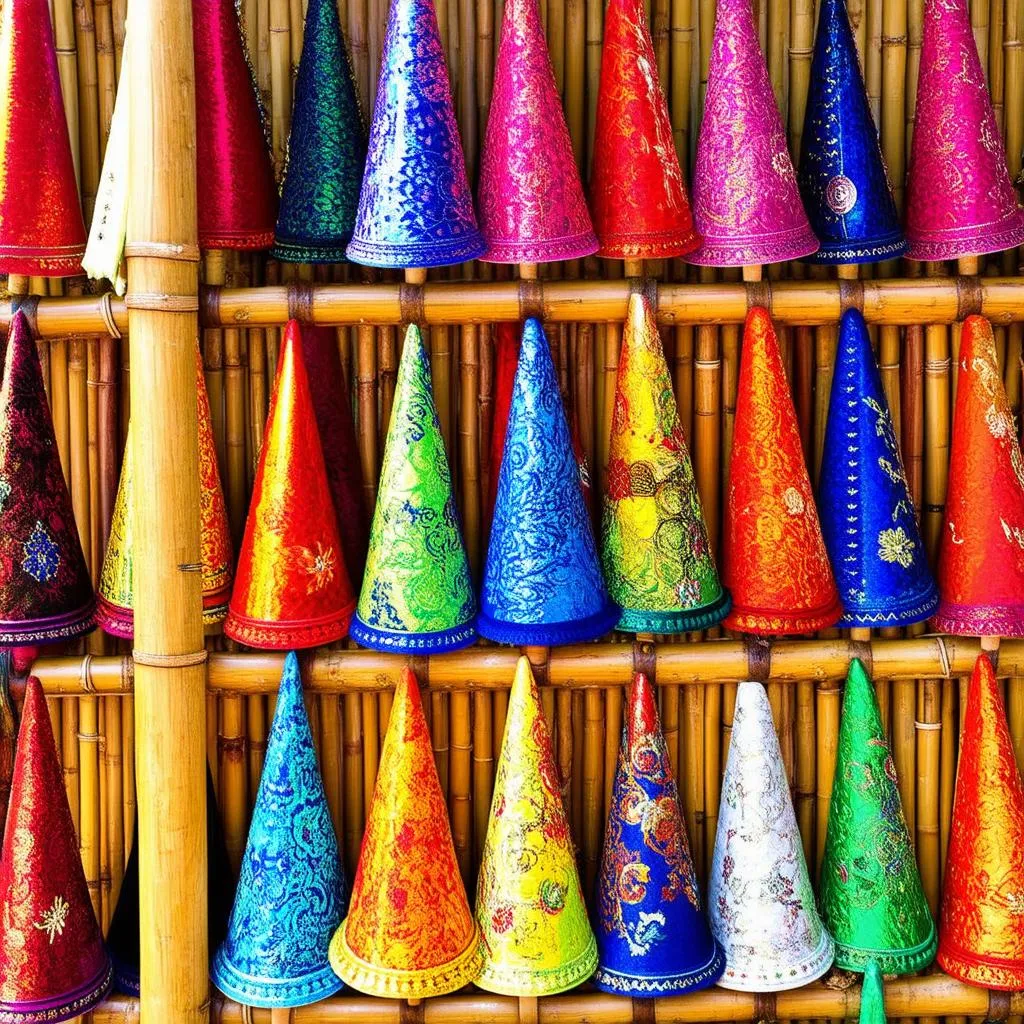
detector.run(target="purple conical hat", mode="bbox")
[687,0,818,266]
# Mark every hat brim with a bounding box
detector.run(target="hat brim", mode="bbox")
[476,599,621,646]
[211,946,343,1008]
[838,586,939,628]
[345,233,486,269]
[616,589,732,635]
[0,599,96,645]
[474,933,598,997]
[938,942,1024,991]
[349,615,477,653]
[801,234,907,265]
[723,595,844,636]
[831,924,937,975]
[931,601,1024,638]
[593,939,725,996]
[0,956,112,1024]
[716,928,834,991]
[223,601,355,650]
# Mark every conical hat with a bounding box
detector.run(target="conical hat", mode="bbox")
[819,659,936,973]
[98,353,233,637]
[722,307,842,633]
[687,0,818,266]
[602,294,729,634]
[271,0,365,262]
[193,0,277,249]
[933,315,1024,636]
[330,668,481,996]
[351,325,476,653]
[0,0,86,275]
[590,0,701,259]
[709,682,833,990]
[212,652,346,1007]
[818,309,937,626]
[474,657,597,995]
[225,321,357,649]
[477,0,598,263]
[905,0,1024,261]
[0,678,111,1020]
[479,319,618,645]
[938,654,1024,989]
[594,673,724,995]
[346,0,483,268]
[796,0,905,264]
[0,311,95,644]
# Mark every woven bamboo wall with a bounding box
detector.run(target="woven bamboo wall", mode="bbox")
[11,0,1024,1014]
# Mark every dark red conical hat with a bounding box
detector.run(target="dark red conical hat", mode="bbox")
[0,677,111,1021]
[0,312,94,644]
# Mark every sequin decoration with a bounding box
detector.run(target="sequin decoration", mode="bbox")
[21,523,59,583]
[601,294,729,634]
[212,653,345,1008]
[351,325,476,653]
[346,0,483,268]
[905,0,1024,261]
[819,659,936,974]
[687,0,818,266]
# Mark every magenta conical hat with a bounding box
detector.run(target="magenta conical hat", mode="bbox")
[687,0,818,266]
[905,0,1024,261]
[476,0,598,263]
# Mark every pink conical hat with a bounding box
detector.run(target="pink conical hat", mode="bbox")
[687,0,818,266]
[477,0,598,263]
[905,0,1024,261]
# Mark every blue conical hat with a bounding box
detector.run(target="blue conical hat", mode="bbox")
[819,310,938,626]
[797,0,905,264]
[479,318,619,645]
[594,673,724,996]
[211,652,345,1007]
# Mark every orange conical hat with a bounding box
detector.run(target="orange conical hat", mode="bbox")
[329,668,481,996]
[938,654,1024,988]
[225,320,356,648]
[722,307,842,634]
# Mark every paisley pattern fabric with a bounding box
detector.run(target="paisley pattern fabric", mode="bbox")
[688,0,818,266]
[477,0,597,263]
[475,658,597,995]
[933,316,1024,636]
[819,659,936,974]
[589,0,700,259]
[797,0,905,263]
[480,318,618,646]
[722,308,842,634]
[346,0,483,268]
[709,683,833,991]
[330,669,481,997]
[906,0,1024,260]
[352,325,476,653]
[818,310,937,626]
[212,653,345,1008]
[602,294,728,634]
[594,674,724,995]
[272,0,365,262]
[938,654,1024,989]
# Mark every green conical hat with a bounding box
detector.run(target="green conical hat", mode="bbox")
[350,325,477,653]
[859,962,886,1024]
[819,659,936,973]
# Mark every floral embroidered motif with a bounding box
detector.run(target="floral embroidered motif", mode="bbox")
[878,527,916,568]
[22,522,60,582]
[297,542,335,594]
[33,896,69,943]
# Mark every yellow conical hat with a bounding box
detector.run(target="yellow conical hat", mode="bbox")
[474,656,596,995]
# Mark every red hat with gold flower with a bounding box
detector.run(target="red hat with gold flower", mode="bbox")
[722,307,842,633]
[224,320,356,648]
[0,677,111,1021]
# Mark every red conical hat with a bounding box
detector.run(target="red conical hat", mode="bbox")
[0,312,94,644]
[193,0,278,249]
[487,323,521,522]
[933,316,1024,636]
[0,0,86,276]
[0,678,111,1020]
[938,653,1024,988]
[225,320,357,649]
[722,307,842,634]
[590,0,701,259]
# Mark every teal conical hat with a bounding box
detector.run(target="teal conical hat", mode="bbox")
[350,325,476,652]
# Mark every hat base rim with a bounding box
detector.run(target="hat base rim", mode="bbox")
[211,950,344,1008]
[479,231,600,265]
[475,599,621,646]
[349,615,477,653]
[328,919,482,998]
[616,589,732,635]
[0,599,97,645]
[0,245,85,277]
[0,957,112,1024]
[270,235,354,263]
[937,943,1024,990]
[685,224,820,268]
[801,234,908,265]
[197,231,275,251]
[593,941,725,996]
[346,232,487,269]
[838,587,939,628]
[715,929,834,991]
[831,926,937,975]
[905,210,1024,262]
[223,601,355,650]
[931,601,1024,638]
[596,227,703,261]
[723,595,844,636]
[97,594,229,640]
[474,934,598,996]
[111,954,140,997]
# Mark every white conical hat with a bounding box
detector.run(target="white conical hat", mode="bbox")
[709,682,834,990]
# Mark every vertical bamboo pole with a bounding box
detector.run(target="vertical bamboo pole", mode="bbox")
[126,0,207,1019]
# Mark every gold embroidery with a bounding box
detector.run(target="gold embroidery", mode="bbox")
[33,896,69,943]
